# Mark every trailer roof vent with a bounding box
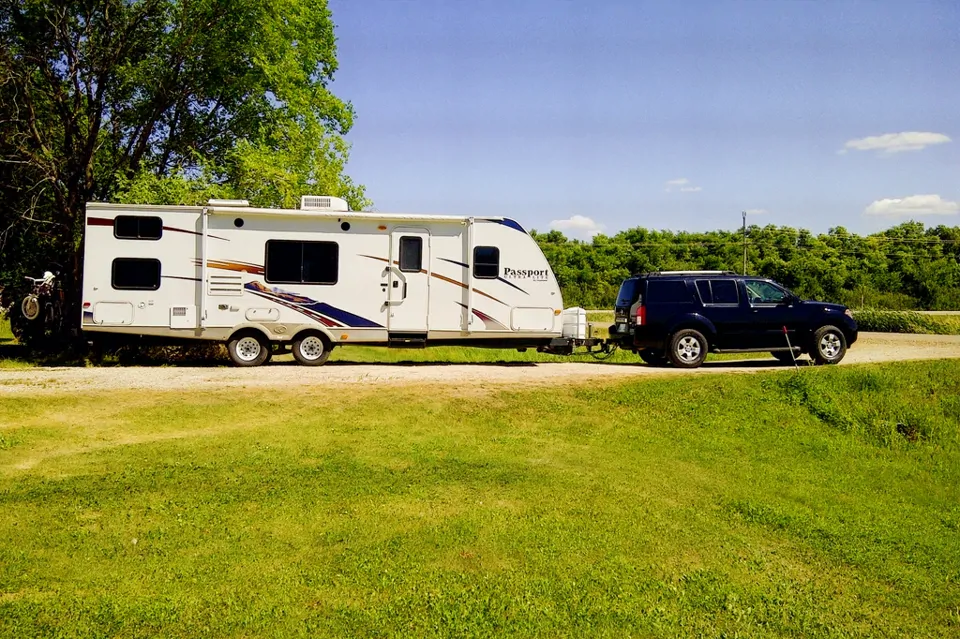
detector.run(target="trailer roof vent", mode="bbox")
[207,199,250,207]
[300,195,350,212]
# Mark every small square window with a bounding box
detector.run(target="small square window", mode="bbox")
[473,246,499,279]
[112,258,161,290]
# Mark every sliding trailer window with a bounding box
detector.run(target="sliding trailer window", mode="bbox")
[114,215,163,240]
[265,240,339,285]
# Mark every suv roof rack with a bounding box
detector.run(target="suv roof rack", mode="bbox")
[633,270,740,277]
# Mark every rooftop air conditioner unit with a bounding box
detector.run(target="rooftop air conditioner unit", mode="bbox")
[300,195,350,212]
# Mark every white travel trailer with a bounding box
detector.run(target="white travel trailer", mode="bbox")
[81,196,585,365]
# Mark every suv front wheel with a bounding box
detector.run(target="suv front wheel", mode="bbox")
[811,325,847,365]
[668,329,708,368]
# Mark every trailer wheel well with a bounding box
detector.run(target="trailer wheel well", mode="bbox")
[227,326,272,343]
[291,328,333,347]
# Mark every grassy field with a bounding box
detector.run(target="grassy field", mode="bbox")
[2,361,959,637]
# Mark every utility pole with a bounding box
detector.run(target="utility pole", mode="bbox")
[742,210,747,274]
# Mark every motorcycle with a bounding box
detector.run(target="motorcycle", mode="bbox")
[7,270,65,344]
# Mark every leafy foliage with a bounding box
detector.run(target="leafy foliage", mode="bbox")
[535,221,960,310]
[0,0,367,328]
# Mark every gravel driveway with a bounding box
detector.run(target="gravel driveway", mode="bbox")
[1,332,958,395]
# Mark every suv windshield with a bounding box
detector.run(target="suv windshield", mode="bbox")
[616,278,642,308]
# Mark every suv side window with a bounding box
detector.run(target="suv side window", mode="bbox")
[745,280,788,304]
[647,280,693,304]
[697,279,739,305]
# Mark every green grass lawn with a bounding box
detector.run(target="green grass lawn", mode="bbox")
[2,361,959,637]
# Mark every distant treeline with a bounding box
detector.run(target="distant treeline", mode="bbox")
[532,221,960,310]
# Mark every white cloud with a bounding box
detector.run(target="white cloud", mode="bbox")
[549,215,604,240]
[841,131,951,155]
[744,208,768,216]
[665,178,702,193]
[863,194,959,217]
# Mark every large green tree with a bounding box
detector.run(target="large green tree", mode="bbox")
[0,0,367,318]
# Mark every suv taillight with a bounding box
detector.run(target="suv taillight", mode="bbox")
[635,305,646,326]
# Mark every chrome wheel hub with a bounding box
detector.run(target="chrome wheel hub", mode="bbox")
[299,336,325,360]
[819,333,841,359]
[677,336,702,362]
[236,336,262,361]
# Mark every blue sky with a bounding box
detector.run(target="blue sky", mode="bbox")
[329,0,958,238]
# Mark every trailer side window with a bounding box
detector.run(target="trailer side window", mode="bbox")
[112,258,161,290]
[265,240,338,285]
[114,215,163,240]
[399,236,422,272]
[473,246,499,279]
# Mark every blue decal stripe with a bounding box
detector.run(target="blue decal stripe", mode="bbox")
[497,277,528,295]
[481,218,526,233]
[439,258,527,295]
[312,303,383,329]
[244,282,384,328]
[438,257,468,269]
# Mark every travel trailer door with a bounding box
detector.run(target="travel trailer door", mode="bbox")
[387,228,430,332]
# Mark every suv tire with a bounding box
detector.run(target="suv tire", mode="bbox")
[638,348,667,366]
[667,329,708,368]
[811,325,846,365]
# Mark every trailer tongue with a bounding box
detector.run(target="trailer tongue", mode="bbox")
[536,307,615,356]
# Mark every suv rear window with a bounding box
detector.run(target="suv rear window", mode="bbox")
[696,279,739,305]
[647,280,693,304]
[616,278,642,307]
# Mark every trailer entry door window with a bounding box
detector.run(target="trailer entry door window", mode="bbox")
[265,240,338,285]
[473,246,499,279]
[399,237,423,272]
[114,215,163,240]
[112,258,161,290]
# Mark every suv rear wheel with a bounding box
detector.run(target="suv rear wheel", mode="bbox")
[668,329,708,368]
[811,325,846,365]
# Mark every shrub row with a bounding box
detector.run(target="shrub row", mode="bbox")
[852,310,960,335]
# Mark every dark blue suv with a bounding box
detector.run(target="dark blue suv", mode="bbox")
[609,271,858,368]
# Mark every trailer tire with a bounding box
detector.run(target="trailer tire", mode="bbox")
[227,331,270,367]
[291,332,332,366]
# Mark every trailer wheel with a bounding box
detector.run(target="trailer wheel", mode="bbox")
[292,332,332,366]
[227,331,270,367]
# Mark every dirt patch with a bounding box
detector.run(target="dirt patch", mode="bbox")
[0,333,958,395]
